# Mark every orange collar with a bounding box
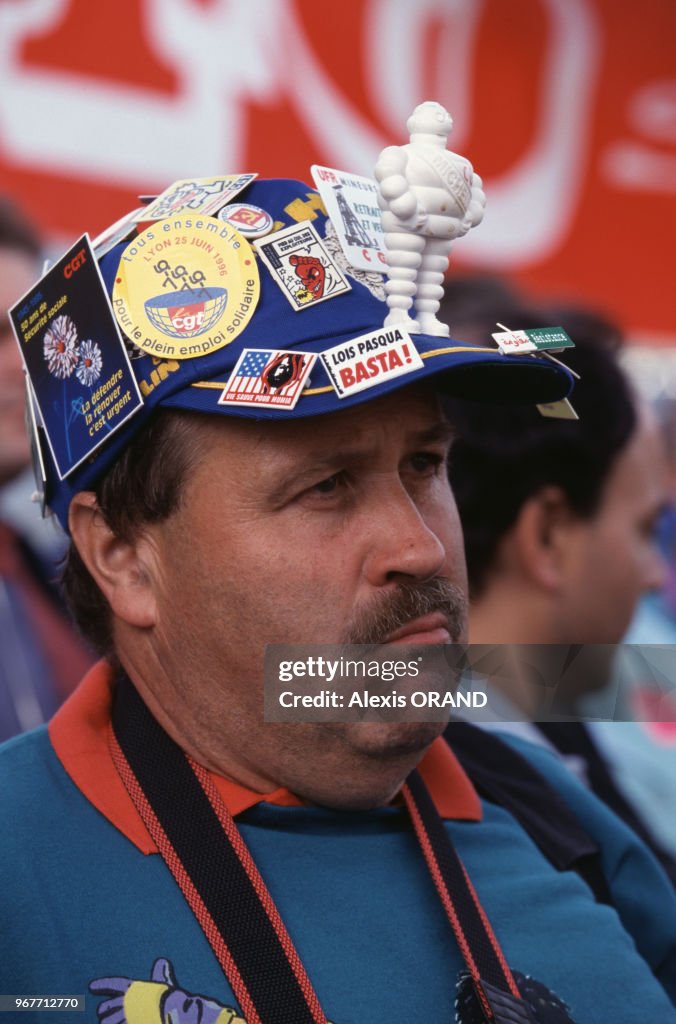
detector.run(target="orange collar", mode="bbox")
[50,661,482,855]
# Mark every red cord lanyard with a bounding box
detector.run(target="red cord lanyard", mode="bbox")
[110,675,534,1024]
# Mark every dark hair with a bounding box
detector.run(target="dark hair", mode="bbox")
[0,198,41,258]
[62,410,206,656]
[440,275,525,346]
[443,297,636,598]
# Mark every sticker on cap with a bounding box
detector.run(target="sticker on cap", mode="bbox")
[135,174,258,221]
[311,165,387,273]
[255,221,351,310]
[322,220,386,301]
[492,326,575,355]
[218,203,274,238]
[112,215,260,360]
[321,327,423,399]
[537,398,579,420]
[219,349,316,410]
[9,235,143,480]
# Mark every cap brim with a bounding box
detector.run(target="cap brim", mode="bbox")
[162,336,572,420]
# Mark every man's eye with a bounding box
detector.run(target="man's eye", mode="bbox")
[312,474,341,494]
[410,452,445,474]
[295,472,349,506]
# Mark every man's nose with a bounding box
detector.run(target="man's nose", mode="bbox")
[362,484,447,586]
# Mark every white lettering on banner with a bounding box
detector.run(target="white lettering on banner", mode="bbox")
[602,81,676,193]
[280,0,601,265]
[0,0,286,184]
[0,0,600,265]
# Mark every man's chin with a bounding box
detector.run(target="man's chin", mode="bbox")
[342,719,446,760]
[308,721,446,810]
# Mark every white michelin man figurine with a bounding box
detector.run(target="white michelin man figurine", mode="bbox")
[374,101,486,336]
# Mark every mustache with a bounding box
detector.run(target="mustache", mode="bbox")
[343,578,467,645]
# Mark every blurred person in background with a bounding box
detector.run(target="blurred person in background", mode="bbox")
[0,198,92,740]
[443,277,676,883]
[593,388,676,864]
[624,391,676,643]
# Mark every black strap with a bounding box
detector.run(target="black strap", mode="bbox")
[404,771,536,1023]
[112,675,326,1024]
[445,721,614,905]
[406,770,517,992]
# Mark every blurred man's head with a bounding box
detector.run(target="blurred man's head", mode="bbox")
[0,200,41,487]
[444,291,668,649]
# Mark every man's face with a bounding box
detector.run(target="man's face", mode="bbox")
[0,248,36,486]
[135,386,467,807]
[560,408,668,646]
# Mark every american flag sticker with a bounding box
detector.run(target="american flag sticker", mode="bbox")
[218,348,316,410]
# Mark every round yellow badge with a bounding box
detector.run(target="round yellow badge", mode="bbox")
[112,215,260,360]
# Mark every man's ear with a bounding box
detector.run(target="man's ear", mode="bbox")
[68,493,158,628]
[511,485,578,592]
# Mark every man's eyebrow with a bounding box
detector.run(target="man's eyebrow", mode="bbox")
[302,422,455,470]
[293,421,455,470]
[266,420,456,505]
[408,421,456,447]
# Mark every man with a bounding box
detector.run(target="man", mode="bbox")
[0,199,92,739]
[444,288,676,880]
[1,173,675,1024]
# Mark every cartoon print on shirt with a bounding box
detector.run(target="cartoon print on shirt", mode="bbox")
[90,956,578,1024]
[90,958,245,1024]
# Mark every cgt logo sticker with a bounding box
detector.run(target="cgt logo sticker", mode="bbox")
[143,291,227,338]
[64,247,87,278]
[112,215,260,360]
[321,327,423,398]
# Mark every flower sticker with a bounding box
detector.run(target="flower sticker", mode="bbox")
[75,339,103,387]
[43,314,79,379]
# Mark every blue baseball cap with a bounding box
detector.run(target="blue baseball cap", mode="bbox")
[36,177,572,531]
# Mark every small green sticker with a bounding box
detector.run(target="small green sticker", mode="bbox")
[525,327,574,352]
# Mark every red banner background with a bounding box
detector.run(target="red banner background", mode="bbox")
[0,0,674,342]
